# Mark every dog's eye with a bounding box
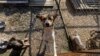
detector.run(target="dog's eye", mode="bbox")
[43,18,46,19]
[42,18,46,21]
[49,17,53,20]
[40,17,45,21]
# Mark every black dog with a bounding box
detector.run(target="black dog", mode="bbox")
[7,37,29,50]
[0,37,29,53]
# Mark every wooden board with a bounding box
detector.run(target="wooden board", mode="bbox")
[29,0,54,6]
[58,52,100,56]
[78,49,100,53]
[58,49,100,56]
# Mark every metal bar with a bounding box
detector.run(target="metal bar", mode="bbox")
[0,1,28,3]
[54,0,70,51]
[28,7,37,56]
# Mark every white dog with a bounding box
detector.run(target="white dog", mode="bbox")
[70,31,86,51]
[37,12,57,56]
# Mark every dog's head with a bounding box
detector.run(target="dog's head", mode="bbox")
[8,37,23,50]
[36,12,57,27]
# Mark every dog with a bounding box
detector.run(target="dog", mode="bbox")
[86,30,100,49]
[70,31,86,51]
[0,37,29,52]
[36,12,58,56]
[7,37,30,50]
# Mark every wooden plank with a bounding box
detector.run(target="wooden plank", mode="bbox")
[58,49,100,56]
[78,49,100,53]
[58,52,100,56]
[29,0,54,6]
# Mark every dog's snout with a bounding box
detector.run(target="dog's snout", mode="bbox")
[45,23,49,27]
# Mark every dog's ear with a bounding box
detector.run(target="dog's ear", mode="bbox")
[36,14,41,18]
[36,14,43,20]
[36,14,44,21]
[36,13,48,21]
[9,37,16,41]
[50,11,58,19]
[90,30,96,37]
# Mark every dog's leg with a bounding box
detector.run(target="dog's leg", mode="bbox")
[22,38,30,48]
[52,30,57,56]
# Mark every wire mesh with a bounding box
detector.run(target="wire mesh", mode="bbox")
[68,0,100,50]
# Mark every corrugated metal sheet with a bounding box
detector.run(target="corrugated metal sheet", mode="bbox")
[71,0,100,9]
[29,0,54,6]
